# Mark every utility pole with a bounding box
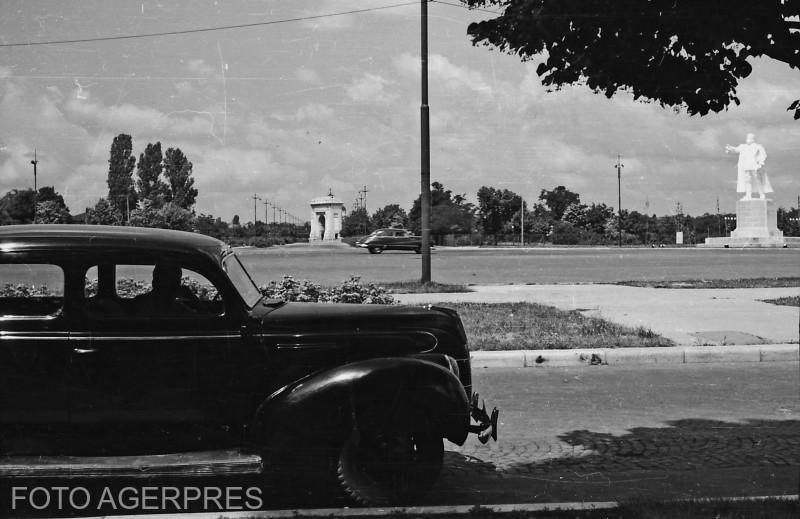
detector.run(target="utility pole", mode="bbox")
[359,185,369,212]
[420,0,431,282]
[716,196,721,237]
[31,149,38,220]
[615,155,624,248]
[252,194,260,225]
[520,196,525,247]
[263,199,269,225]
[30,149,38,192]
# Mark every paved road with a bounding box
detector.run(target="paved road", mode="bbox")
[236,245,800,285]
[422,362,799,505]
[4,365,794,516]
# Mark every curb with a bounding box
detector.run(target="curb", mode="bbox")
[62,496,800,519]
[469,344,799,368]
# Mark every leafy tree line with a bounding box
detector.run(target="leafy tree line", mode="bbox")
[85,134,198,231]
[341,181,800,245]
[0,186,72,225]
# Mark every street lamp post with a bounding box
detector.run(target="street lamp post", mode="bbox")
[30,149,38,193]
[420,0,431,283]
[31,149,38,221]
[616,156,622,247]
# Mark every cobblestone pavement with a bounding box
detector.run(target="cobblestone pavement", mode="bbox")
[449,419,800,474]
[418,364,800,505]
[419,419,800,505]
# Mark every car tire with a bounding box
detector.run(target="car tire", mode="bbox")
[414,247,421,254]
[367,247,382,254]
[337,427,443,506]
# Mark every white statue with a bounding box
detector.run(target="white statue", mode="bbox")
[725,133,771,200]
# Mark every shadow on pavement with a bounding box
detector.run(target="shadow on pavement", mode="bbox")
[425,418,800,505]
[2,419,797,515]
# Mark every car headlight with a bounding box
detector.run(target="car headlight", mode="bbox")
[445,355,460,378]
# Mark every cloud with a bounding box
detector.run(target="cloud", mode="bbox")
[186,59,215,77]
[295,103,334,121]
[394,53,494,97]
[300,0,416,31]
[345,73,395,103]
[294,67,321,83]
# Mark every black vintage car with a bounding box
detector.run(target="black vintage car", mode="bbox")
[355,228,429,254]
[0,225,496,507]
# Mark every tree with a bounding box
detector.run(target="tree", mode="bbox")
[163,147,198,210]
[34,200,71,224]
[464,0,800,119]
[371,204,408,229]
[136,142,167,207]
[128,200,194,231]
[584,203,615,235]
[107,133,137,219]
[36,186,67,208]
[0,188,71,225]
[409,182,475,235]
[85,198,123,226]
[539,186,580,221]
[194,213,230,239]
[476,186,522,236]
[342,207,370,237]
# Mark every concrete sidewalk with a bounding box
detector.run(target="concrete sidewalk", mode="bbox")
[394,284,799,366]
[394,284,799,345]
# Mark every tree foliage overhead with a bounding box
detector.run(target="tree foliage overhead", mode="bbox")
[464,0,800,118]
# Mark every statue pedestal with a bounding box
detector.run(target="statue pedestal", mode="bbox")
[701,198,785,248]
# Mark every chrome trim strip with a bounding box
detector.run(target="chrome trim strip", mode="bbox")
[0,332,69,340]
[71,334,240,341]
[260,330,438,353]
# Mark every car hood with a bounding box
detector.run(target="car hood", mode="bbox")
[256,302,468,358]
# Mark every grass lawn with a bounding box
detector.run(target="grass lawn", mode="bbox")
[761,296,800,307]
[381,280,472,294]
[439,302,673,351]
[616,277,800,289]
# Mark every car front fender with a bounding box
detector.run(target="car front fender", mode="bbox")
[250,356,470,452]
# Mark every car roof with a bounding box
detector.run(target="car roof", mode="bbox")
[0,225,227,262]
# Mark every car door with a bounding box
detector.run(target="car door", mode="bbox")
[0,259,71,436]
[69,259,247,437]
[396,230,416,250]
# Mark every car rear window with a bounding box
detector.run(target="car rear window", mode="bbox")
[0,263,64,317]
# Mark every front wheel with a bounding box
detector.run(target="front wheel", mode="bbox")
[367,246,382,254]
[337,429,443,506]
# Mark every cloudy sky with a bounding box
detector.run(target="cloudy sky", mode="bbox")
[1,0,798,223]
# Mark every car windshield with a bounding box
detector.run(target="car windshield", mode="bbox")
[222,253,262,308]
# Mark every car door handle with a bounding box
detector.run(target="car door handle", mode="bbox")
[72,347,97,354]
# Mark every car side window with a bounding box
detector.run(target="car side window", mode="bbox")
[0,263,64,317]
[84,263,224,318]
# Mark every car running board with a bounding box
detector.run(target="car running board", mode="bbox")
[0,449,263,478]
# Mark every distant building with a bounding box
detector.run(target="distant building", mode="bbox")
[309,192,345,242]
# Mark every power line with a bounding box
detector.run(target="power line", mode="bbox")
[430,0,502,15]
[0,1,422,48]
